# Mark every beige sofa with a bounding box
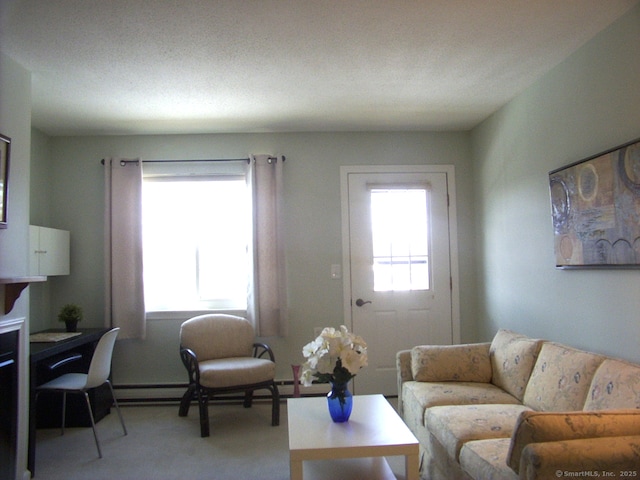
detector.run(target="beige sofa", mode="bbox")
[396,329,640,479]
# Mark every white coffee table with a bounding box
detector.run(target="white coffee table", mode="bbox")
[287,394,419,480]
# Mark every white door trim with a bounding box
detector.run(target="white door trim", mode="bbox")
[340,165,461,345]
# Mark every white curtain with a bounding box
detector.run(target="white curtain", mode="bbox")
[104,158,146,340]
[247,154,288,337]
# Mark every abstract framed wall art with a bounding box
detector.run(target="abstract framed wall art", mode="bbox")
[549,137,640,268]
[0,133,10,229]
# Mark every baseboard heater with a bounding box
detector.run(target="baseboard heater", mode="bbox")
[113,379,331,404]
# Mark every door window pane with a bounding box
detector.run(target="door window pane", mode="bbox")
[370,188,430,291]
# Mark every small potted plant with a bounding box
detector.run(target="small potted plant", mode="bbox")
[58,303,83,332]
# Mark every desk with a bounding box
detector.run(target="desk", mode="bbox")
[28,328,109,476]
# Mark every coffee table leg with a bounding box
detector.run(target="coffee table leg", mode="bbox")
[406,452,419,480]
[290,455,303,480]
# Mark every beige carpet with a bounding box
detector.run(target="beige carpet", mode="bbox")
[34,399,405,480]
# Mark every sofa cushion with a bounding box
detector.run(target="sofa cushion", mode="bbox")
[507,409,640,474]
[411,343,492,383]
[490,329,543,401]
[402,381,522,428]
[459,438,517,480]
[584,358,640,410]
[522,342,604,411]
[425,404,531,461]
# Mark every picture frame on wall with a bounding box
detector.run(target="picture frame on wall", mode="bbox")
[549,137,640,268]
[0,133,10,229]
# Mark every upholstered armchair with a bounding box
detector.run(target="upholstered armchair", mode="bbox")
[178,314,280,437]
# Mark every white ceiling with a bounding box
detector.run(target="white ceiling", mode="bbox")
[0,0,637,136]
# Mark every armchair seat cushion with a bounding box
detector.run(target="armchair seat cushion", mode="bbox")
[199,357,276,389]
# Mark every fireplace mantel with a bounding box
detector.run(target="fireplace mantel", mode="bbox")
[0,276,46,314]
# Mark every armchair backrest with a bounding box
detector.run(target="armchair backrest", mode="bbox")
[180,314,254,361]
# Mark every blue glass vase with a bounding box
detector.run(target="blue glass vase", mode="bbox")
[327,381,353,422]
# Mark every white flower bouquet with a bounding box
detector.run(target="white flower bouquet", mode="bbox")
[301,325,368,387]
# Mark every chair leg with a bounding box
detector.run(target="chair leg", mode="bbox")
[271,383,280,426]
[243,390,253,408]
[179,384,195,417]
[61,392,67,436]
[197,389,210,437]
[83,391,102,458]
[106,380,127,436]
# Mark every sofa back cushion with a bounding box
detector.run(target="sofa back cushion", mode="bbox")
[523,342,604,411]
[411,343,492,382]
[584,358,640,410]
[490,329,543,401]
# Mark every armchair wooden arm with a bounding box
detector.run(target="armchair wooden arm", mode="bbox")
[252,343,275,362]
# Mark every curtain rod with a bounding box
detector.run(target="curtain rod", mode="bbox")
[100,156,284,166]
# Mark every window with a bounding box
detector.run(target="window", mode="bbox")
[142,165,250,312]
[370,188,430,291]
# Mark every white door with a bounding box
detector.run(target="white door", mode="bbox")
[341,166,459,395]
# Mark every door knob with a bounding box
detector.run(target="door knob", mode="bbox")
[355,298,372,307]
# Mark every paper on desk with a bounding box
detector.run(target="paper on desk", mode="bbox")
[29,332,82,343]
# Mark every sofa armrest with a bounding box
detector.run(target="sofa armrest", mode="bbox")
[508,409,640,474]
[396,349,413,417]
[519,435,640,480]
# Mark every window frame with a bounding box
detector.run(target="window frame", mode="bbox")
[141,162,251,315]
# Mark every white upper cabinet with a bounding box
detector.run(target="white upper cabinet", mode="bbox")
[29,225,70,276]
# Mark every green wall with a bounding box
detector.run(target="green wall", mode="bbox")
[32,132,475,385]
[472,3,640,361]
